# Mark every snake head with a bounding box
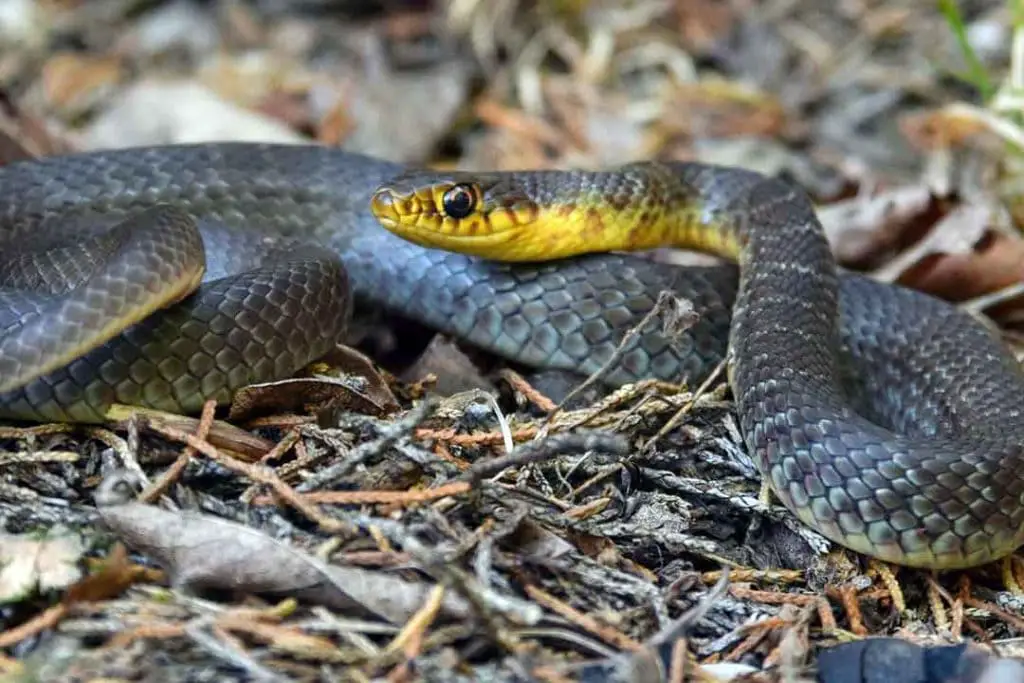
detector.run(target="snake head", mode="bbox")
[370,163,696,262]
[370,170,545,260]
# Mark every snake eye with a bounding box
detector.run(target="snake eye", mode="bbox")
[441,184,476,219]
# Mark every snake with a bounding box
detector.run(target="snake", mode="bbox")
[0,143,1021,569]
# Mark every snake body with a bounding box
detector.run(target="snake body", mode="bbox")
[0,143,1022,568]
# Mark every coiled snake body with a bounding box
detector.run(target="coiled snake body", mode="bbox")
[0,143,1021,569]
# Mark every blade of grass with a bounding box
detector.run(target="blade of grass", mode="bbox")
[938,0,996,102]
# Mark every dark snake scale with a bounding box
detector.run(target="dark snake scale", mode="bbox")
[0,143,1022,568]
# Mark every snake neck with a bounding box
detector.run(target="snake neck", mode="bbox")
[509,162,752,262]
[535,162,748,261]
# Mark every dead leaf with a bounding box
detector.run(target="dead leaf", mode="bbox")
[318,344,403,412]
[566,531,618,561]
[197,52,307,109]
[98,501,473,625]
[505,518,575,562]
[398,336,496,398]
[900,230,1024,306]
[63,543,143,604]
[316,94,355,146]
[872,202,993,283]
[228,358,399,421]
[257,90,314,133]
[663,78,787,140]
[105,404,274,462]
[818,184,938,264]
[0,527,84,602]
[674,0,738,51]
[0,90,75,164]
[228,377,386,421]
[899,107,994,151]
[41,52,125,116]
[228,345,400,420]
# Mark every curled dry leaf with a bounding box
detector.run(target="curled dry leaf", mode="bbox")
[316,344,402,412]
[817,184,937,264]
[97,501,472,625]
[0,89,75,164]
[63,543,142,604]
[228,345,401,420]
[899,107,994,151]
[0,526,85,603]
[105,404,274,462]
[816,182,1024,313]
[675,0,739,51]
[872,202,993,284]
[398,335,496,398]
[663,78,788,140]
[504,518,575,563]
[228,377,390,422]
[901,230,1024,309]
[40,52,126,116]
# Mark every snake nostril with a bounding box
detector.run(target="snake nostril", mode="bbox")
[371,190,397,217]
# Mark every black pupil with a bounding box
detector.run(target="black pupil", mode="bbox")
[444,187,474,218]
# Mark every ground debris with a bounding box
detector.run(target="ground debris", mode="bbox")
[0,526,84,603]
[0,0,1022,681]
[96,480,475,626]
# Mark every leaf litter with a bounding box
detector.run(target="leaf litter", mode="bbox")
[95,473,476,627]
[0,526,84,603]
[0,1,1023,682]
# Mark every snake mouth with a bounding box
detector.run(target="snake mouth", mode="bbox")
[381,220,519,255]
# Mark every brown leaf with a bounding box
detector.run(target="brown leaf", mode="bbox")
[228,344,400,421]
[0,90,75,164]
[504,518,574,562]
[398,335,496,397]
[674,0,738,51]
[899,107,993,151]
[662,79,788,140]
[318,344,402,411]
[98,501,472,624]
[105,404,274,462]
[872,203,992,284]
[899,230,1024,306]
[818,184,938,264]
[316,94,356,146]
[41,52,126,116]
[566,531,618,561]
[63,543,141,604]
[256,90,314,132]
